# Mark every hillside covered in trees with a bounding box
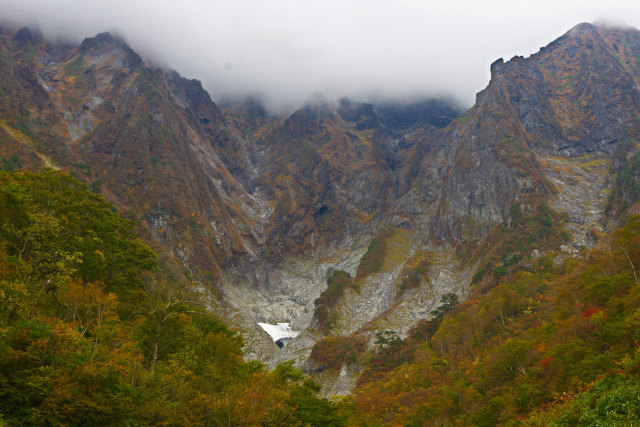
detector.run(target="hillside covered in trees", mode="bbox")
[2,18,640,426]
[0,169,344,426]
[339,213,640,425]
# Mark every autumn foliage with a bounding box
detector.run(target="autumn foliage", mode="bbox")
[343,215,640,425]
[314,270,357,331]
[356,228,393,278]
[310,335,366,370]
[0,169,345,426]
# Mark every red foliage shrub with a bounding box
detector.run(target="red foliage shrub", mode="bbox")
[310,335,366,370]
[539,356,554,369]
[582,306,601,318]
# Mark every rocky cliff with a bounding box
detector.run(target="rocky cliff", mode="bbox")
[1,21,639,395]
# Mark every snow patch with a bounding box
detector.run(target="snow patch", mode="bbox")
[257,322,300,342]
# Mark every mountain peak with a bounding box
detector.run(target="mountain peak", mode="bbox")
[80,31,123,50]
[12,26,43,48]
[563,20,640,43]
[569,21,596,34]
[79,31,143,68]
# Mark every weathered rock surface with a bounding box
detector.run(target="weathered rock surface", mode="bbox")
[1,22,640,395]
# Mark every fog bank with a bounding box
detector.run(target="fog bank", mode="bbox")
[1,0,639,110]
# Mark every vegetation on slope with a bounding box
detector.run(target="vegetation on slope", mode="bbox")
[396,249,432,298]
[0,169,344,426]
[342,215,640,426]
[468,203,569,286]
[311,226,412,369]
[356,227,394,279]
[310,336,367,371]
[608,141,640,218]
[313,227,400,332]
[314,270,358,331]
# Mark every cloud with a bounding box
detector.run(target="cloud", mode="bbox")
[1,0,640,111]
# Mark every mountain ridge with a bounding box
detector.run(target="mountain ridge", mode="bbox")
[1,20,640,398]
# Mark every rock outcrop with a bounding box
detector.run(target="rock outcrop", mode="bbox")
[1,21,639,395]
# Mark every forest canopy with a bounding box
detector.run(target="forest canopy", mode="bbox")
[0,169,344,426]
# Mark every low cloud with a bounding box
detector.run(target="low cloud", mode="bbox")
[1,0,639,111]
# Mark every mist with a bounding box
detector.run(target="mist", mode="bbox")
[1,0,639,111]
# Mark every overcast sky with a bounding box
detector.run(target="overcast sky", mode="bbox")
[1,0,639,111]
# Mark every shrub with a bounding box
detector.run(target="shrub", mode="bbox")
[310,335,366,370]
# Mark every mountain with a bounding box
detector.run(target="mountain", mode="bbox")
[1,21,640,409]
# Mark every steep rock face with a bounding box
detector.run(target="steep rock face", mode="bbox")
[370,97,461,131]
[2,22,640,395]
[256,104,396,256]
[486,26,640,158]
[0,25,457,365]
[0,27,73,165]
[0,27,266,281]
[423,103,544,243]
[417,23,640,245]
[219,101,436,360]
[293,23,640,394]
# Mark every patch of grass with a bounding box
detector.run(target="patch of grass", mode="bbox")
[356,226,410,279]
[14,115,34,137]
[356,230,390,279]
[555,73,578,92]
[380,228,412,272]
[456,114,471,125]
